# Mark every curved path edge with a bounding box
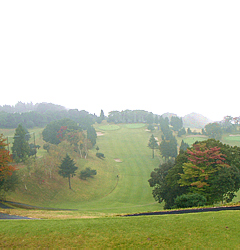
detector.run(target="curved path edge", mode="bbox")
[124,205,240,217]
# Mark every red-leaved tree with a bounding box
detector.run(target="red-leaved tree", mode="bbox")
[0,134,17,192]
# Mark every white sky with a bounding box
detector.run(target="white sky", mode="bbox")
[1,1,239,121]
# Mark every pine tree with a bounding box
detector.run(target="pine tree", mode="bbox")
[58,154,78,189]
[148,134,159,158]
[12,124,30,162]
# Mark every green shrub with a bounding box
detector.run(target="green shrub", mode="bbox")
[96,153,105,158]
[79,168,97,180]
[174,193,207,208]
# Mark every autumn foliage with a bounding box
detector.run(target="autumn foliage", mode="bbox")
[179,143,230,189]
[0,134,16,183]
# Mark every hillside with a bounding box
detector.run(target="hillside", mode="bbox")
[182,112,212,128]
[5,124,162,214]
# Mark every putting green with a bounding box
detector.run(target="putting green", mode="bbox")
[99,125,120,131]
[183,136,207,145]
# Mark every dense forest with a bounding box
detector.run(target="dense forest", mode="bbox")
[0,102,96,129]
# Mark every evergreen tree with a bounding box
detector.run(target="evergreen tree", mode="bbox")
[100,110,105,121]
[159,136,178,161]
[87,125,97,146]
[58,154,78,189]
[12,124,30,162]
[179,140,189,152]
[148,134,158,158]
[170,116,183,131]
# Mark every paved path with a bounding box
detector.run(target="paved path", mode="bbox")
[124,205,240,216]
[0,200,76,220]
[0,212,37,220]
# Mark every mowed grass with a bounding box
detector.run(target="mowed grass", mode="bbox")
[81,124,161,213]
[3,124,161,213]
[98,124,120,130]
[125,123,146,129]
[182,136,208,146]
[0,211,240,248]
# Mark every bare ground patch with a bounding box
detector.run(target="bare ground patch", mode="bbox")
[97,132,105,136]
[114,159,122,163]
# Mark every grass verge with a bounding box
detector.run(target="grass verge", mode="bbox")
[0,210,240,248]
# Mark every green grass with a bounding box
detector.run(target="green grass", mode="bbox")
[98,124,120,131]
[0,211,240,248]
[125,123,146,129]
[224,136,240,141]
[4,124,161,214]
[182,136,208,146]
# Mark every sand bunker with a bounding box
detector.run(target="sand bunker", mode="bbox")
[114,158,122,162]
[97,132,104,136]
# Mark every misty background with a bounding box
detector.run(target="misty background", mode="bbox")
[1,1,239,121]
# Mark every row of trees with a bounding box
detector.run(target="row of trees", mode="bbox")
[0,109,96,129]
[148,139,240,209]
[0,102,66,114]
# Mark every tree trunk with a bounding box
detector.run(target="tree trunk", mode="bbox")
[68,176,71,189]
[152,149,154,158]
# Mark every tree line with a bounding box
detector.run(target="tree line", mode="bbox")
[0,108,96,129]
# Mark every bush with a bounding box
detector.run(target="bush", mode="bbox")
[147,124,155,131]
[79,168,97,180]
[174,193,207,208]
[96,153,105,159]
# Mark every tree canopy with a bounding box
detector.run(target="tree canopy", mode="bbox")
[42,119,80,145]
[149,139,240,209]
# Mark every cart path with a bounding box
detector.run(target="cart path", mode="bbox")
[124,205,240,216]
[1,201,240,219]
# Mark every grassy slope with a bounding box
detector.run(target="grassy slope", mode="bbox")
[1,211,240,248]
[2,126,240,213]
[77,124,162,213]
[3,125,162,213]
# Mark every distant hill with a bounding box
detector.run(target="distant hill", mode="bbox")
[183,113,212,129]
[161,112,177,120]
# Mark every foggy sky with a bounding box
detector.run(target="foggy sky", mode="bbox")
[1,1,240,121]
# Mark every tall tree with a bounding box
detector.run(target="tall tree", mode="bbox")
[100,110,105,121]
[0,134,17,193]
[204,122,222,140]
[178,142,240,203]
[58,154,78,189]
[42,118,80,145]
[179,140,189,152]
[12,124,30,162]
[148,134,158,158]
[170,116,183,131]
[159,136,178,161]
[87,125,97,146]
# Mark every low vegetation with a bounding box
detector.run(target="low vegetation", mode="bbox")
[1,211,240,248]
